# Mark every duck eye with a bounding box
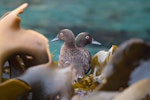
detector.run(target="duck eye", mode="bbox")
[60,32,64,36]
[85,36,89,39]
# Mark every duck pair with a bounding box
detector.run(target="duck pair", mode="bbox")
[51,29,101,79]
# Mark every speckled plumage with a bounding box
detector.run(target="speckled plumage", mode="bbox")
[51,30,100,78]
[75,32,101,75]
[55,29,77,67]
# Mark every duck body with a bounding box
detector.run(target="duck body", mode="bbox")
[60,45,91,75]
[75,47,92,74]
[51,30,101,78]
[75,32,101,75]
[59,44,77,67]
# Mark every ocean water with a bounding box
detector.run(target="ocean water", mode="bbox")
[1,0,150,61]
[49,38,103,61]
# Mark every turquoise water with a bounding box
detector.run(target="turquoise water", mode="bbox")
[1,0,150,61]
[49,39,103,61]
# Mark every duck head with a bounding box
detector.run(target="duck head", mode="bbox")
[51,29,76,47]
[51,29,75,41]
[75,32,101,47]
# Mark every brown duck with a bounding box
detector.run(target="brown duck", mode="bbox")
[51,29,76,67]
[75,32,101,75]
[51,30,101,79]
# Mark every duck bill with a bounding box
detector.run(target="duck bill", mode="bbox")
[92,39,101,45]
[51,35,59,42]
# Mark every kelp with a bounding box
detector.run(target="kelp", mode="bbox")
[0,3,49,82]
[73,45,117,94]
[91,45,118,75]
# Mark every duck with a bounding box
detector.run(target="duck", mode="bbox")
[51,29,86,79]
[75,32,101,75]
[51,30,101,79]
[51,29,76,68]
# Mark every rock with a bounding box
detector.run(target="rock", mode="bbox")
[71,91,119,100]
[18,62,74,100]
[114,79,150,100]
[98,38,150,91]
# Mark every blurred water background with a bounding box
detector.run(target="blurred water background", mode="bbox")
[0,0,150,61]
